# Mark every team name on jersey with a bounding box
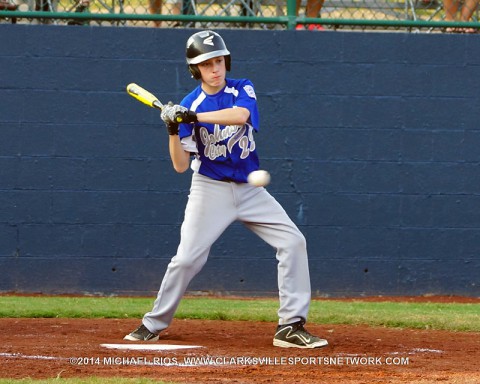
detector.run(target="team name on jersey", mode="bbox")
[199,124,256,160]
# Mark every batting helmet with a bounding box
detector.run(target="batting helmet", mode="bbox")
[186,30,231,80]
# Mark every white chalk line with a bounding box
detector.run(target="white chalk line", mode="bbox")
[0,352,67,361]
[411,348,443,354]
[338,348,444,357]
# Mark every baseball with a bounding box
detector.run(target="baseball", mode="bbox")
[247,170,271,187]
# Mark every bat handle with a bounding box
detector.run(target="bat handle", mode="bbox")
[153,100,164,110]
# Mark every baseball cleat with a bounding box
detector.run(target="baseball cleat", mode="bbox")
[273,321,328,349]
[124,324,159,342]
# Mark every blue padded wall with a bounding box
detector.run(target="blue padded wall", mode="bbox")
[0,24,479,297]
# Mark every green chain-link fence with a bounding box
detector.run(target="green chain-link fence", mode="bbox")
[1,0,479,32]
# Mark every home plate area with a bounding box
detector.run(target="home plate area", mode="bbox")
[101,344,203,351]
[1,318,478,383]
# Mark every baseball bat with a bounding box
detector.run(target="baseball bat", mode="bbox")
[126,83,164,110]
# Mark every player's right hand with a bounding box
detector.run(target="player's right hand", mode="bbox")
[165,121,179,136]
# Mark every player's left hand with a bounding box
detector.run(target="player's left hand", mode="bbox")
[175,110,198,124]
[161,103,188,124]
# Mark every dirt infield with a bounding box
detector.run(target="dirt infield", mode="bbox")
[1,317,479,383]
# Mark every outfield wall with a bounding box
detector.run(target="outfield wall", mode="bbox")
[0,24,479,297]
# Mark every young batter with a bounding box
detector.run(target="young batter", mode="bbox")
[125,30,328,349]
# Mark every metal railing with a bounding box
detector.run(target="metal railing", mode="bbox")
[1,0,479,32]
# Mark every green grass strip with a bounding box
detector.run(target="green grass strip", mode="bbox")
[0,296,478,332]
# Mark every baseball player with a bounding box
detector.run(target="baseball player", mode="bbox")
[124,30,328,349]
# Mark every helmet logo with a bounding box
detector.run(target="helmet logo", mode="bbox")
[203,36,214,46]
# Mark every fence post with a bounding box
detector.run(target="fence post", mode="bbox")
[286,0,296,29]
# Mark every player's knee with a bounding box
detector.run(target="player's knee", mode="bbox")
[172,256,198,271]
[171,252,208,273]
[293,232,307,252]
[284,232,307,254]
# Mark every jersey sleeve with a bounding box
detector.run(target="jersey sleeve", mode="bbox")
[234,79,260,132]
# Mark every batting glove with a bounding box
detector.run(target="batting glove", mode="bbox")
[161,103,188,124]
[175,110,198,124]
[165,121,179,136]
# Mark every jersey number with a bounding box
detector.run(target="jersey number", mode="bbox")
[238,126,256,159]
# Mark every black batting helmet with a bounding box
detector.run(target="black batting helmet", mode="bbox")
[186,30,231,80]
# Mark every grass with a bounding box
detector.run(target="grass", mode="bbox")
[0,295,478,332]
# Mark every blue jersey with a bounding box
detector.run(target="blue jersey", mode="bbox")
[179,78,260,183]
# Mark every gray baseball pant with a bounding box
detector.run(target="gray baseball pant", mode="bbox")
[143,172,311,334]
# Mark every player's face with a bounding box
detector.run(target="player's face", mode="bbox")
[198,56,227,94]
